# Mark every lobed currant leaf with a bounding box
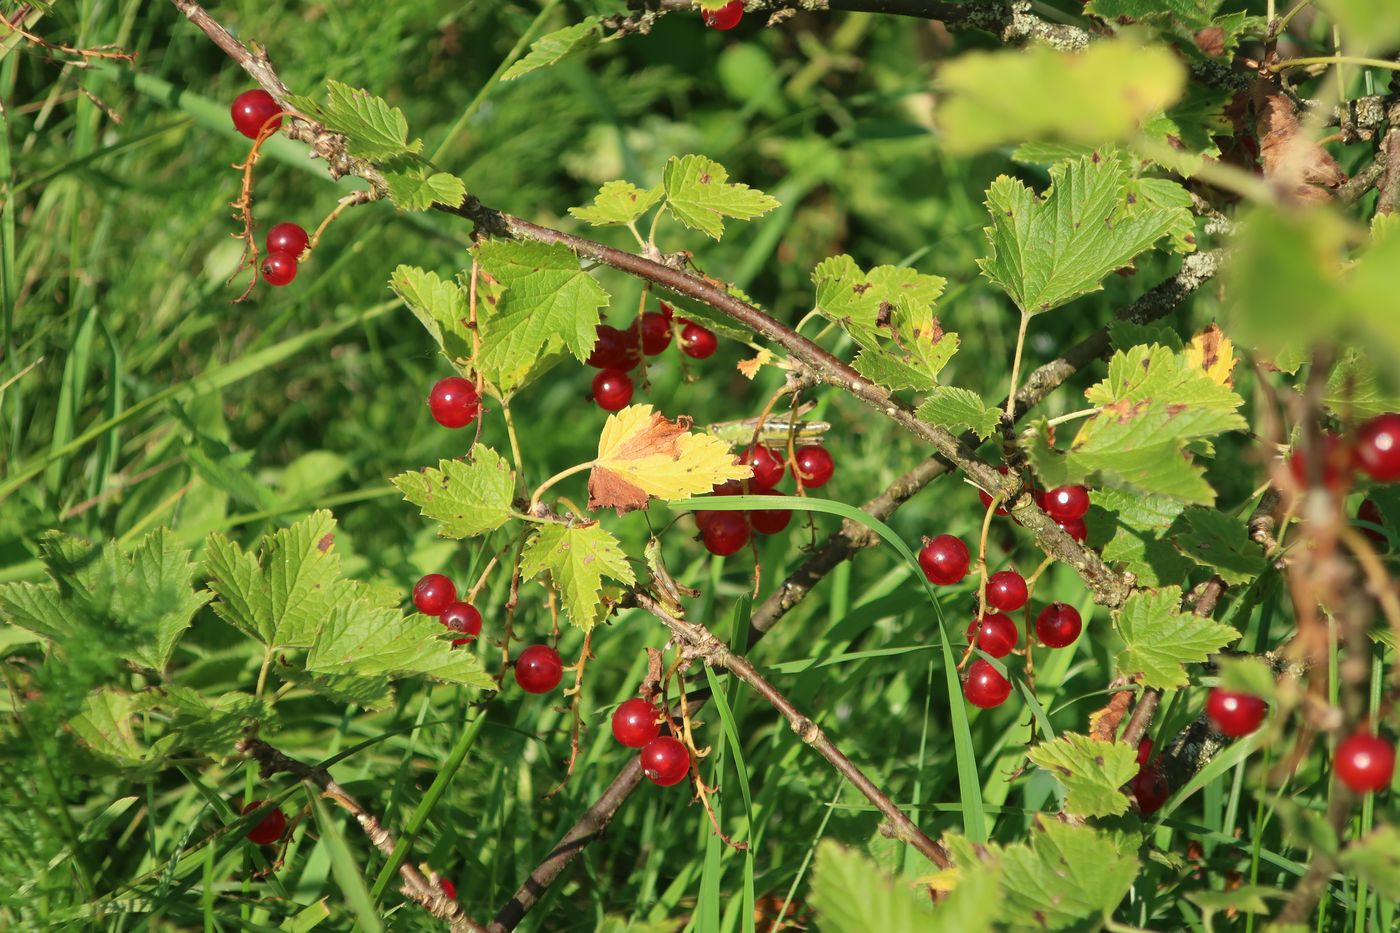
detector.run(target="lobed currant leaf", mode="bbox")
[392,446,516,539]
[917,387,1002,440]
[519,523,635,631]
[1115,586,1239,688]
[1173,506,1266,585]
[661,154,779,240]
[588,405,751,513]
[501,18,604,81]
[285,80,422,160]
[569,180,664,226]
[1026,732,1139,818]
[306,602,494,688]
[807,842,941,932]
[382,161,467,212]
[390,265,474,366]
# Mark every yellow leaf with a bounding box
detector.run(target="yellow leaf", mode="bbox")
[736,347,774,380]
[588,405,751,513]
[1185,323,1237,386]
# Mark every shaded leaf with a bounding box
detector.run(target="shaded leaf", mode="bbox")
[1173,506,1265,585]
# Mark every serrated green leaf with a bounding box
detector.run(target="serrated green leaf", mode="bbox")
[501,18,603,81]
[159,686,271,756]
[808,842,937,932]
[662,154,779,239]
[1027,733,1139,818]
[306,603,494,689]
[1325,349,1400,419]
[812,255,948,349]
[1126,176,1197,252]
[519,523,634,632]
[917,387,1001,440]
[0,581,76,640]
[392,446,515,539]
[1174,506,1265,585]
[382,162,466,212]
[390,265,473,366]
[998,822,1140,929]
[1091,489,1193,587]
[70,690,174,768]
[282,669,395,711]
[1108,319,1183,352]
[1011,141,1096,164]
[569,180,664,226]
[1084,0,1216,27]
[1116,586,1239,688]
[978,155,1189,315]
[289,80,421,160]
[1339,825,1400,899]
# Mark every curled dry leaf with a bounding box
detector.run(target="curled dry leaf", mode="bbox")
[588,404,751,513]
[1254,86,1345,203]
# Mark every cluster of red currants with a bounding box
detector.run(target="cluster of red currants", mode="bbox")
[229,90,310,288]
[1287,412,1399,549]
[611,697,692,787]
[694,442,835,556]
[586,303,718,412]
[701,1,744,30]
[979,466,1091,542]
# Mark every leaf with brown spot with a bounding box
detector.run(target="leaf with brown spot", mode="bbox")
[588,405,751,513]
[1184,323,1238,386]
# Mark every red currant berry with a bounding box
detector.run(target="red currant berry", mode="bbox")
[985,570,1028,612]
[612,698,662,748]
[1335,731,1395,793]
[231,89,283,139]
[749,491,793,535]
[1136,737,1154,765]
[966,613,1017,658]
[741,446,785,490]
[1356,413,1400,482]
[919,534,970,585]
[1288,433,1353,491]
[587,324,641,370]
[978,465,1010,516]
[638,311,673,355]
[794,445,834,488]
[242,801,286,845]
[413,574,457,616]
[260,251,298,286]
[1044,485,1090,521]
[592,369,634,411]
[428,377,481,429]
[266,222,309,257]
[640,735,691,786]
[1034,602,1082,649]
[1204,688,1267,737]
[440,879,457,901]
[702,0,744,30]
[440,601,482,646]
[1358,498,1388,549]
[514,645,564,694]
[963,659,1012,708]
[702,510,750,556]
[1057,517,1088,543]
[1132,764,1170,815]
[679,320,717,359]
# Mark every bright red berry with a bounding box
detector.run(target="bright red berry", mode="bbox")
[1356,413,1400,482]
[966,613,1017,658]
[612,698,662,748]
[640,735,691,786]
[592,369,634,411]
[231,89,283,139]
[702,0,744,29]
[441,601,482,646]
[1204,688,1267,737]
[1335,732,1395,793]
[638,311,673,355]
[741,446,785,490]
[1035,602,1082,648]
[413,574,457,616]
[1132,764,1170,815]
[749,491,793,535]
[977,465,1010,516]
[266,222,309,257]
[1057,517,1088,543]
[985,570,1028,612]
[1136,737,1154,765]
[794,445,834,488]
[1358,498,1388,549]
[963,659,1012,708]
[440,879,457,900]
[242,801,286,845]
[514,645,564,694]
[260,251,298,286]
[428,377,481,428]
[587,324,641,370]
[1044,485,1090,521]
[702,510,750,556]
[919,534,970,585]
[679,320,717,359]
[1288,433,1353,491]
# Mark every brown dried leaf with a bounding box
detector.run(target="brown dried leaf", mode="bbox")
[1255,88,1345,202]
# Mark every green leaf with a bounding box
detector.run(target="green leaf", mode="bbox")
[1126,176,1198,253]
[287,80,421,160]
[1185,886,1282,916]
[1325,349,1400,420]
[999,822,1140,929]
[808,842,937,932]
[519,523,635,631]
[501,18,603,81]
[569,180,664,227]
[1339,825,1400,899]
[389,265,473,365]
[0,580,78,640]
[1092,489,1193,587]
[159,686,271,757]
[917,387,1001,440]
[70,690,174,768]
[1108,319,1183,352]
[1027,733,1139,818]
[306,603,494,689]
[382,161,466,212]
[392,446,515,539]
[812,255,948,349]
[1084,0,1217,26]
[662,154,780,239]
[978,154,1189,315]
[1116,586,1239,688]
[1173,506,1266,585]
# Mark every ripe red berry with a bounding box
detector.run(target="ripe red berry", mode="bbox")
[231,89,283,139]
[794,445,834,488]
[963,659,1012,708]
[1132,764,1170,815]
[260,251,298,286]
[749,491,793,535]
[702,510,750,556]
[1044,485,1090,521]
[242,801,286,845]
[440,879,457,901]
[978,465,1010,516]
[1356,413,1400,482]
[428,377,481,428]
[592,369,634,411]
[514,645,564,694]
[1288,433,1353,491]
[1204,688,1267,737]
[638,311,673,355]
[985,570,1028,612]
[640,735,691,786]
[919,534,970,585]
[966,613,1017,658]
[1335,731,1396,793]
[741,446,785,490]
[413,574,457,616]
[1136,737,1154,765]
[612,698,661,748]
[440,601,482,646]
[266,222,309,257]
[1034,602,1082,648]
[1358,498,1388,549]
[1057,517,1088,543]
[702,0,744,30]
[679,320,717,359]
[587,324,641,370]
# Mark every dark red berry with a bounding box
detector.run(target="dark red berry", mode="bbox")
[440,880,457,900]
[1057,517,1088,542]
[794,445,834,488]
[231,89,283,139]
[1136,737,1154,765]
[514,645,564,694]
[702,510,750,556]
[963,659,1012,708]
[749,491,792,535]
[266,222,309,257]
[640,735,691,786]
[1288,433,1353,491]
[679,320,717,359]
[638,311,673,355]
[428,377,481,428]
[978,465,1010,516]
[1044,485,1090,521]
[1205,688,1267,737]
[260,251,298,286]
[612,698,661,748]
[441,601,482,646]
[1356,413,1400,482]
[985,570,1028,612]
[1358,498,1388,549]
[1132,764,1170,815]
[242,801,286,845]
[1335,732,1395,793]
[702,0,744,29]
[413,574,457,616]
[587,324,641,370]
[1035,602,1082,648]
[966,613,1017,658]
[592,369,634,411]
[919,534,970,585]
[741,446,785,490]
